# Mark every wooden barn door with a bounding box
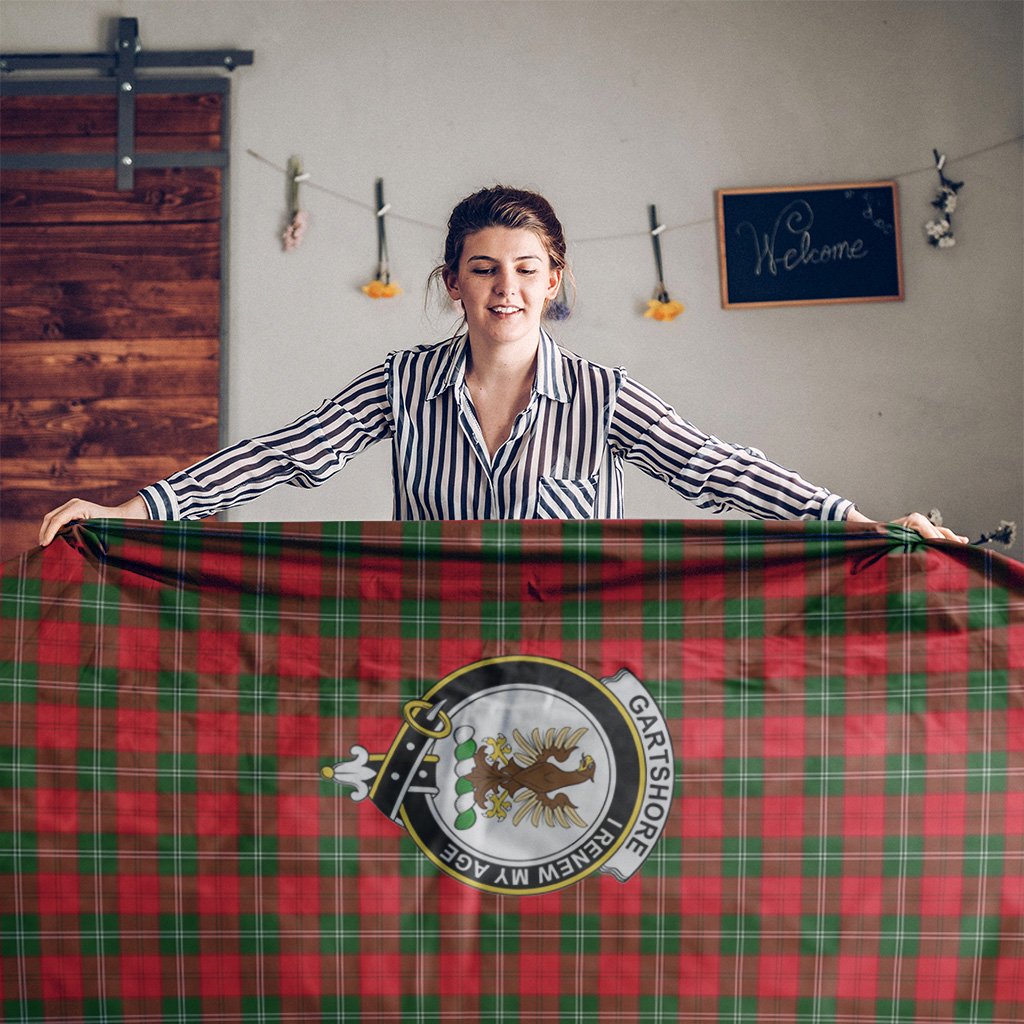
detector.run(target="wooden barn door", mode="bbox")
[0,95,223,561]
[0,23,249,561]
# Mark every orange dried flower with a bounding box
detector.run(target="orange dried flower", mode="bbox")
[361,279,402,299]
[644,299,685,322]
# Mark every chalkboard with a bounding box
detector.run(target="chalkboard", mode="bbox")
[716,181,904,309]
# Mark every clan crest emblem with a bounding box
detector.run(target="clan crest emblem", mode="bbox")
[323,656,674,895]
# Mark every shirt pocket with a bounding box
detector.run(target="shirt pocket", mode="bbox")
[534,475,599,519]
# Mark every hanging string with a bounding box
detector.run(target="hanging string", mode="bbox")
[246,133,1023,246]
[246,149,440,231]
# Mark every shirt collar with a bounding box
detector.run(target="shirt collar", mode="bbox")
[426,329,570,403]
[535,328,571,403]
[426,334,469,399]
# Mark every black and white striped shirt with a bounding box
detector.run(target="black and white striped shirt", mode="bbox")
[140,331,853,522]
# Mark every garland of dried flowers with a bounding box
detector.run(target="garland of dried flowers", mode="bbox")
[925,150,964,249]
[362,178,401,299]
[255,136,1019,310]
[643,204,684,322]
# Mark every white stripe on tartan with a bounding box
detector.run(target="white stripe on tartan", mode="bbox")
[968,549,996,1022]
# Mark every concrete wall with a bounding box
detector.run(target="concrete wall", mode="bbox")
[3,0,1021,555]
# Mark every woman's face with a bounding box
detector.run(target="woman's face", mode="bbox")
[445,227,561,350]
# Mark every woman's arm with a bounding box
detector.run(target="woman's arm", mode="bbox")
[609,375,853,521]
[846,508,968,543]
[610,375,969,542]
[141,362,393,520]
[37,360,393,545]
[39,494,149,547]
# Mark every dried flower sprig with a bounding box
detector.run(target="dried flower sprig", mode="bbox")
[282,210,308,251]
[644,299,685,322]
[361,279,402,299]
[925,150,963,249]
[971,521,1017,548]
[643,204,684,323]
[546,276,572,321]
[362,177,400,299]
[282,155,310,252]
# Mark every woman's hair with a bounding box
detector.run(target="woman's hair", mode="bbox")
[428,185,573,319]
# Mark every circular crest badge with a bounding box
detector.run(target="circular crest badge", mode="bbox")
[323,656,674,895]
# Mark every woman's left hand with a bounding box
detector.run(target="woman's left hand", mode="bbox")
[847,509,969,544]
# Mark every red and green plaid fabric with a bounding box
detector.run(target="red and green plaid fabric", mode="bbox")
[1,519,1022,1022]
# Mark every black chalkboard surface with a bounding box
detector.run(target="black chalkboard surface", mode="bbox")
[716,181,904,309]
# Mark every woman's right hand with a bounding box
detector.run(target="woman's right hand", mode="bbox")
[39,494,150,548]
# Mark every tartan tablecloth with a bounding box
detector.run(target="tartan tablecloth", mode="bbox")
[1,519,1022,1022]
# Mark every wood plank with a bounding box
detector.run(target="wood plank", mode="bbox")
[0,222,220,283]
[1,519,46,562]
[1,134,222,155]
[1,398,219,459]
[0,93,223,138]
[1,168,222,224]
[1,279,219,340]
[1,455,209,546]
[2,456,188,487]
[1,339,219,398]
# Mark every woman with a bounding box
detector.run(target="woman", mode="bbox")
[39,186,967,545]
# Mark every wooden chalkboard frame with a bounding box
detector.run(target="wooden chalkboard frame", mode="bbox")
[716,181,904,309]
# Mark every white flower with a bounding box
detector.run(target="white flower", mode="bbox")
[942,191,958,214]
[925,219,950,238]
[937,235,956,248]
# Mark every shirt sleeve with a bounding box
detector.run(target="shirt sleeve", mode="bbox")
[138,360,393,520]
[607,374,855,521]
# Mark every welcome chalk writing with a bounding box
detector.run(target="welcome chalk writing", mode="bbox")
[716,182,903,308]
[736,199,868,277]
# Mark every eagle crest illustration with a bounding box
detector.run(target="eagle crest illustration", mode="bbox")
[459,726,596,830]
